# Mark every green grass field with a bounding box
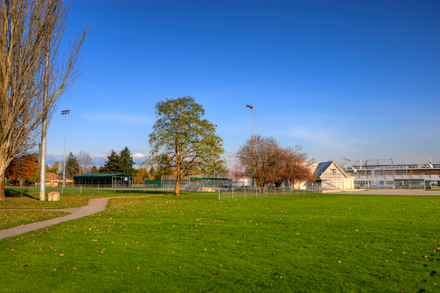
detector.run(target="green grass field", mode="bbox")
[0,187,171,209]
[1,192,439,292]
[0,211,70,230]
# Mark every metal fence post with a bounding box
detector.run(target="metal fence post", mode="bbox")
[218,189,220,200]
[266,187,267,197]
[80,185,82,194]
[62,186,64,194]
[232,188,234,199]
[275,187,276,196]
[245,188,246,198]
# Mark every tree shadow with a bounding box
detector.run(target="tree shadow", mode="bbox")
[5,189,38,200]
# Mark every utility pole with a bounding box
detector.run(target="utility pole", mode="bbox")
[62,110,70,187]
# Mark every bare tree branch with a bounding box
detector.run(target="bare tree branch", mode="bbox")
[0,0,87,200]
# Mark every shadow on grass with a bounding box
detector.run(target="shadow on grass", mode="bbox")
[5,188,38,200]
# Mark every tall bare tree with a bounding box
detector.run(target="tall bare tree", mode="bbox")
[76,150,94,174]
[0,0,86,200]
[237,135,279,188]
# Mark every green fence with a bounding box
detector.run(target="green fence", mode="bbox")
[145,180,161,188]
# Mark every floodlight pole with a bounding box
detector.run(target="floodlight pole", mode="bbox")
[246,104,254,189]
[62,110,70,187]
[246,104,253,137]
[39,52,49,201]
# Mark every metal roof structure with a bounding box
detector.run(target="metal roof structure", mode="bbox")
[313,161,349,179]
[313,162,333,178]
[191,177,231,181]
[73,173,131,179]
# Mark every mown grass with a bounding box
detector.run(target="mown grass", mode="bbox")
[0,193,439,292]
[0,187,173,209]
[0,211,70,230]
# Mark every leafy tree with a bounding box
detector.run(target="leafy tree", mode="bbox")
[6,153,39,187]
[90,166,99,174]
[268,145,315,188]
[134,167,151,184]
[65,152,81,179]
[149,167,156,179]
[100,150,121,173]
[47,161,60,174]
[119,147,135,175]
[149,96,224,195]
[238,136,315,189]
[137,167,152,181]
[0,0,87,200]
[201,159,228,177]
[153,154,174,180]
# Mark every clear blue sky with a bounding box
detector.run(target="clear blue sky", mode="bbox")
[45,0,440,167]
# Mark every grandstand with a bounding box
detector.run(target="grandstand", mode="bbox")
[344,159,440,189]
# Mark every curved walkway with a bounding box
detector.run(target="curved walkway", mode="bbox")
[0,195,162,240]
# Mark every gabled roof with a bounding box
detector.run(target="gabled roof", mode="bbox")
[46,173,63,181]
[313,162,333,178]
[313,161,349,179]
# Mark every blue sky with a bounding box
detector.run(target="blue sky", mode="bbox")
[44,0,440,167]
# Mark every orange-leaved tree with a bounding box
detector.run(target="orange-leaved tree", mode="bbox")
[6,153,39,187]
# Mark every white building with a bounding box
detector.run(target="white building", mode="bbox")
[345,162,440,189]
[296,161,354,191]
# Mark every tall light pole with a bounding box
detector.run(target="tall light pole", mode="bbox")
[62,110,70,187]
[246,104,253,137]
[39,51,50,201]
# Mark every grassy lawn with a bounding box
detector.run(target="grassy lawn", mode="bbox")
[0,193,439,292]
[0,211,70,230]
[0,187,172,209]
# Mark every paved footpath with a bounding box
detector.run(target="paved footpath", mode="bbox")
[0,196,162,240]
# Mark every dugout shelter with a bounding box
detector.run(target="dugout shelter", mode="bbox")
[73,173,132,188]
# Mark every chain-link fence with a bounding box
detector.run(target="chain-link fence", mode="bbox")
[217,186,321,200]
[6,184,322,198]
